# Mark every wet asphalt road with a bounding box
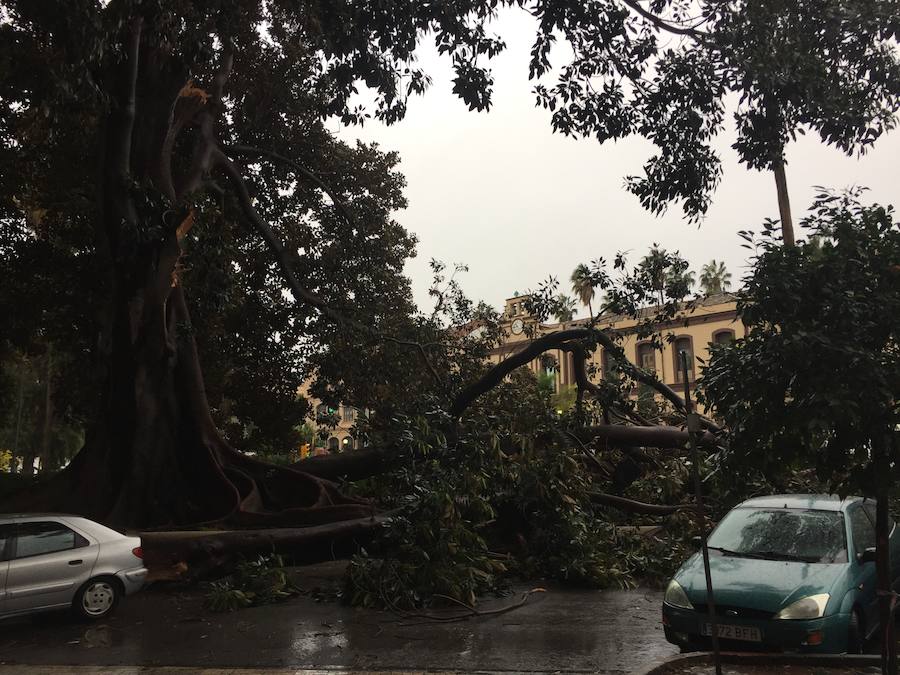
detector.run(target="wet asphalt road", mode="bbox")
[0,562,676,673]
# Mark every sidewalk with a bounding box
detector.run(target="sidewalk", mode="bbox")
[0,669,462,675]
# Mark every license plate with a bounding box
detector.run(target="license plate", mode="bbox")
[701,623,762,642]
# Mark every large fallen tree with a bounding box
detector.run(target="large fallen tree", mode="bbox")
[1,0,896,595]
[0,0,714,536]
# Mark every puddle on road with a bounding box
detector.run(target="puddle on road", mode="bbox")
[62,624,127,649]
[290,626,349,655]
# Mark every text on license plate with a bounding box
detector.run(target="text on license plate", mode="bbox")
[701,623,762,642]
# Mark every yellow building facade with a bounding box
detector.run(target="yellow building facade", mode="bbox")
[297,380,362,456]
[493,292,743,403]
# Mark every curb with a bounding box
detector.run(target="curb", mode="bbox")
[631,651,882,674]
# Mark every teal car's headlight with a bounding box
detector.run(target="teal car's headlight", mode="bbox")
[664,580,693,609]
[774,593,830,620]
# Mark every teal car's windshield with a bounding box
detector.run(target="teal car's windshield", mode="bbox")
[707,507,848,563]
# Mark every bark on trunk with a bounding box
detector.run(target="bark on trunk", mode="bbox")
[773,159,795,247]
[877,493,897,675]
[590,492,697,515]
[142,513,389,580]
[0,26,371,531]
[2,278,373,530]
[39,344,53,473]
[11,360,25,474]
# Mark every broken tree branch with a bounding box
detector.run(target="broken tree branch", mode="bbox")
[451,327,720,432]
[179,41,234,198]
[591,492,698,515]
[395,588,547,625]
[577,424,718,448]
[621,0,709,38]
[228,144,356,227]
[450,328,590,418]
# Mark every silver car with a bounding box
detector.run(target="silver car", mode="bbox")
[0,513,147,620]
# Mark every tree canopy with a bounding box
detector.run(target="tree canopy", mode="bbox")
[701,189,900,495]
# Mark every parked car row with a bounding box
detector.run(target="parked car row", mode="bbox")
[0,513,147,621]
[663,494,900,654]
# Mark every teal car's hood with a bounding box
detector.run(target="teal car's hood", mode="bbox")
[675,552,849,614]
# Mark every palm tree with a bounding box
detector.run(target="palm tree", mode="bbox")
[570,264,595,317]
[553,294,577,322]
[699,260,732,295]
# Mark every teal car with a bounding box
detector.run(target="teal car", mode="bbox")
[663,495,900,653]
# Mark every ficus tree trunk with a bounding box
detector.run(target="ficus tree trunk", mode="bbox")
[39,344,53,474]
[1,20,371,533]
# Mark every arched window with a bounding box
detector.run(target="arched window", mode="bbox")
[713,329,735,345]
[327,437,339,452]
[636,342,656,373]
[673,336,695,383]
[341,437,353,451]
[600,349,622,379]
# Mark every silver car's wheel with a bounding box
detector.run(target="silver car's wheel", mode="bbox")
[75,578,119,619]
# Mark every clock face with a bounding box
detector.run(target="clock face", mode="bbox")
[511,318,524,335]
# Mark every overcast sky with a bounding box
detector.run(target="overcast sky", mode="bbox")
[334,9,900,318]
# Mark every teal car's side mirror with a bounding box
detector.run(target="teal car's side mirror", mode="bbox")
[691,536,703,547]
[858,547,877,564]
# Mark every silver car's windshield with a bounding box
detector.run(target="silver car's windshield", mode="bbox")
[708,507,848,563]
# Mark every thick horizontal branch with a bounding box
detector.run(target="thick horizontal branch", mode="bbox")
[591,492,698,515]
[577,424,717,448]
[142,513,391,579]
[292,447,391,482]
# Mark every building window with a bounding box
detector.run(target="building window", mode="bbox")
[673,336,695,383]
[636,342,656,373]
[327,437,339,452]
[342,437,353,450]
[713,329,735,345]
[600,349,621,379]
[316,403,328,418]
[342,406,355,423]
